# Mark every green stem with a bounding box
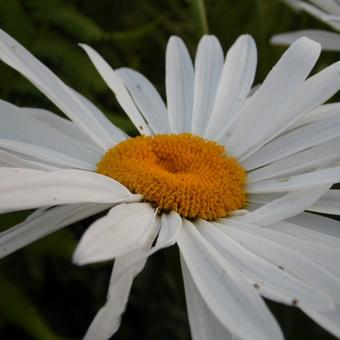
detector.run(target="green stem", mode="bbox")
[191,0,209,37]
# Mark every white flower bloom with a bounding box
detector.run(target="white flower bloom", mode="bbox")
[1,29,340,340]
[272,0,340,50]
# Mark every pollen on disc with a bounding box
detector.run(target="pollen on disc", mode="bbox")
[97,133,247,220]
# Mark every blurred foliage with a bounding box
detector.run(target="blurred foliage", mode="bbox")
[0,0,339,339]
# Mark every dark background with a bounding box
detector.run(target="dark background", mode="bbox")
[0,0,338,339]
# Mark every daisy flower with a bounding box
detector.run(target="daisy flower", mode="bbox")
[1,29,340,340]
[272,0,340,51]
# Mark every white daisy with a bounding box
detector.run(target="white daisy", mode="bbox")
[272,0,340,50]
[1,29,340,340]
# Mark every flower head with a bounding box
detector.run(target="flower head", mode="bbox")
[1,29,340,340]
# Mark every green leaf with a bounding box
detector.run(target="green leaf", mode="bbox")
[0,277,63,340]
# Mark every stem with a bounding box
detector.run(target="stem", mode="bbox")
[191,0,209,37]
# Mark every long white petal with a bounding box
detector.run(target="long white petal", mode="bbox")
[25,107,98,145]
[292,102,340,130]
[0,29,120,149]
[239,185,330,225]
[166,36,194,133]
[272,30,340,51]
[181,257,235,340]
[217,219,340,308]
[79,44,152,135]
[268,220,340,249]
[247,166,340,193]
[0,99,102,166]
[115,68,170,134]
[247,139,340,182]
[238,57,340,161]
[243,113,340,170]
[0,168,140,211]
[177,220,284,340]
[205,35,257,140]
[191,35,224,136]
[0,203,111,258]
[0,149,57,170]
[227,37,321,158]
[73,203,156,264]
[198,220,332,310]
[245,221,340,284]
[288,212,340,238]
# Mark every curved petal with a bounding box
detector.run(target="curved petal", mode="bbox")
[73,203,156,264]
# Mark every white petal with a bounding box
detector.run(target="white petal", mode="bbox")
[308,189,340,215]
[205,35,257,140]
[0,168,140,211]
[227,37,321,158]
[103,212,181,280]
[177,219,284,340]
[0,99,102,167]
[0,149,57,170]
[191,35,224,136]
[180,256,235,340]
[288,212,340,239]
[292,102,340,130]
[198,220,332,310]
[0,29,120,149]
[247,139,340,182]
[115,68,170,134]
[268,220,340,249]
[308,0,340,15]
[73,203,156,265]
[79,44,152,135]
[247,166,340,193]
[272,30,340,51]
[166,36,194,133]
[239,185,330,225]
[298,1,330,19]
[0,203,111,258]
[84,218,159,340]
[251,222,340,281]
[25,107,99,146]
[240,55,340,162]
[243,113,340,170]
[217,219,340,308]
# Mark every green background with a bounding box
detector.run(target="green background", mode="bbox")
[0,0,338,339]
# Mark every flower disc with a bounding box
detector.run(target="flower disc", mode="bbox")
[97,134,247,220]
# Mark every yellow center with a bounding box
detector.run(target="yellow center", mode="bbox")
[97,133,247,220]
